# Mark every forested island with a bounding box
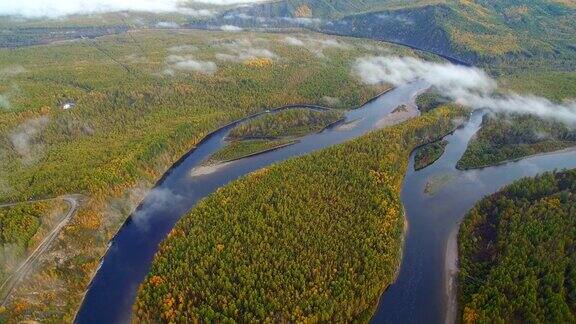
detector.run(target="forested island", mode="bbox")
[458,169,576,322]
[206,108,343,163]
[207,139,296,163]
[457,114,576,169]
[414,140,449,171]
[229,108,343,140]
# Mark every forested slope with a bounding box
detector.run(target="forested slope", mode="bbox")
[217,0,575,68]
[458,169,576,323]
[134,105,465,322]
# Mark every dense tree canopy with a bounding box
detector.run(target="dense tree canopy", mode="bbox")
[229,108,343,140]
[457,113,576,169]
[459,169,576,323]
[134,105,465,322]
[414,140,448,170]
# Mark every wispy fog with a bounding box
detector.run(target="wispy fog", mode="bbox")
[0,95,9,110]
[130,187,182,230]
[164,54,218,75]
[219,25,243,32]
[214,38,277,63]
[0,65,27,79]
[9,116,50,165]
[354,56,576,125]
[283,35,350,58]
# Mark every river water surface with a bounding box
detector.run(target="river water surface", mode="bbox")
[372,110,576,323]
[76,83,576,323]
[76,81,427,323]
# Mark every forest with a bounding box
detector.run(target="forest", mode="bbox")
[0,29,420,321]
[206,0,576,173]
[207,139,296,164]
[414,140,448,171]
[457,113,576,169]
[134,105,465,322]
[0,200,67,286]
[205,108,343,163]
[228,108,342,140]
[458,169,576,323]
[415,92,449,113]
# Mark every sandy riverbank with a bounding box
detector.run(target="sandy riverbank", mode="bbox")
[444,225,459,324]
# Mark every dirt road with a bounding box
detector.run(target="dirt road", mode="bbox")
[0,195,81,305]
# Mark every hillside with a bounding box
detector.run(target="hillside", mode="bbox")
[212,0,575,69]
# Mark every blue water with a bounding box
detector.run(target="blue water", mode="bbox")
[372,110,576,323]
[77,84,576,323]
[76,81,428,323]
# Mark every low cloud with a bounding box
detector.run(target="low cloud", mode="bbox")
[214,38,277,63]
[282,35,349,57]
[322,96,341,107]
[353,56,576,126]
[164,54,217,75]
[9,116,50,165]
[0,65,26,79]
[221,13,321,27]
[155,21,180,29]
[168,45,198,53]
[377,13,414,25]
[130,187,183,230]
[219,25,243,32]
[280,17,321,26]
[0,86,20,110]
[0,0,266,18]
[283,36,305,46]
[0,95,9,110]
[125,53,148,64]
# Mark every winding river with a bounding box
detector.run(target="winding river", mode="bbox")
[75,81,427,323]
[76,81,576,323]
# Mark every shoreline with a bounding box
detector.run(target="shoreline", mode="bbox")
[456,146,576,171]
[444,225,460,324]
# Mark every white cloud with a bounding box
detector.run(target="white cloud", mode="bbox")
[322,96,341,107]
[0,95,10,110]
[219,25,243,32]
[280,17,321,26]
[0,65,26,79]
[156,21,180,28]
[0,0,268,18]
[214,38,277,63]
[283,35,349,58]
[9,116,50,165]
[130,187,183,231]
[168,44,198,52]
[353,56,576,126]
[283,36,304,46]
[165,54,217,75]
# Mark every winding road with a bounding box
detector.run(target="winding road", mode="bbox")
[0,195,82,305]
